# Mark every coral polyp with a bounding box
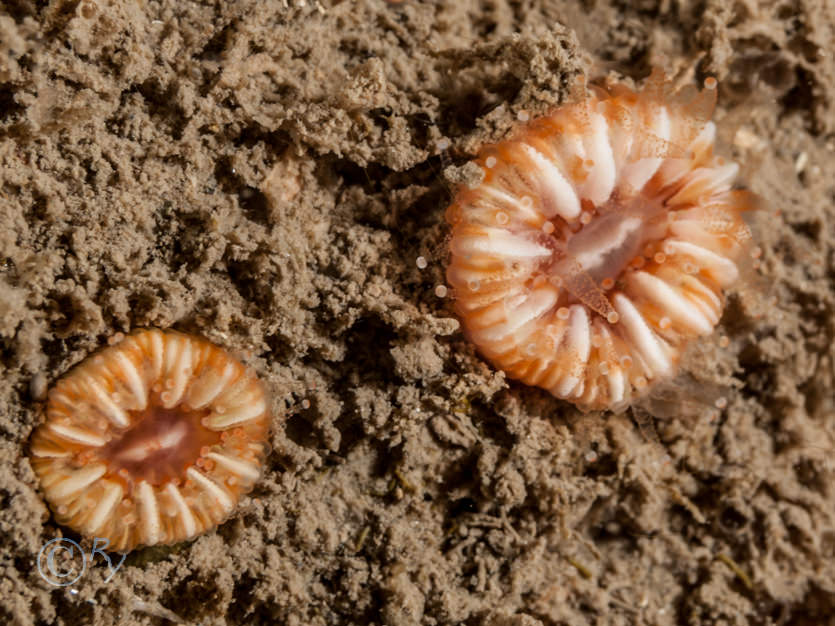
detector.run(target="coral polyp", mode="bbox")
[445,69,759,411]
[29,329,270,551]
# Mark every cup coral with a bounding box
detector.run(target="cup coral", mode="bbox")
[445,69,760,411]
[29,329,270,551]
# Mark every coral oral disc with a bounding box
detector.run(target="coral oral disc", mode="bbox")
[445,69,759,411]
[29,329,270,551]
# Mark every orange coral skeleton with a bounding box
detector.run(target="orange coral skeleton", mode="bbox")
[29,329,270,552]
[445,69,759,411]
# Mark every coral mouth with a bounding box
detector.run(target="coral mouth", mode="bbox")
[101,405,218,488]
[550,198,668,290]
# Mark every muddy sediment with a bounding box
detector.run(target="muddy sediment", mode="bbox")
[1,1,834,624]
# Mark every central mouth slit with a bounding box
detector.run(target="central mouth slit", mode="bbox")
[539,200,671,317]
[559,214,645,282]
[568,194,668,268]
[100,405,219,487]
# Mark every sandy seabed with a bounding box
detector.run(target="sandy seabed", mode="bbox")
[1,1,835,624]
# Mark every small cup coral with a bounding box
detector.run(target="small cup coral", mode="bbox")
[445,69,760,411]
[29,329,270,551]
